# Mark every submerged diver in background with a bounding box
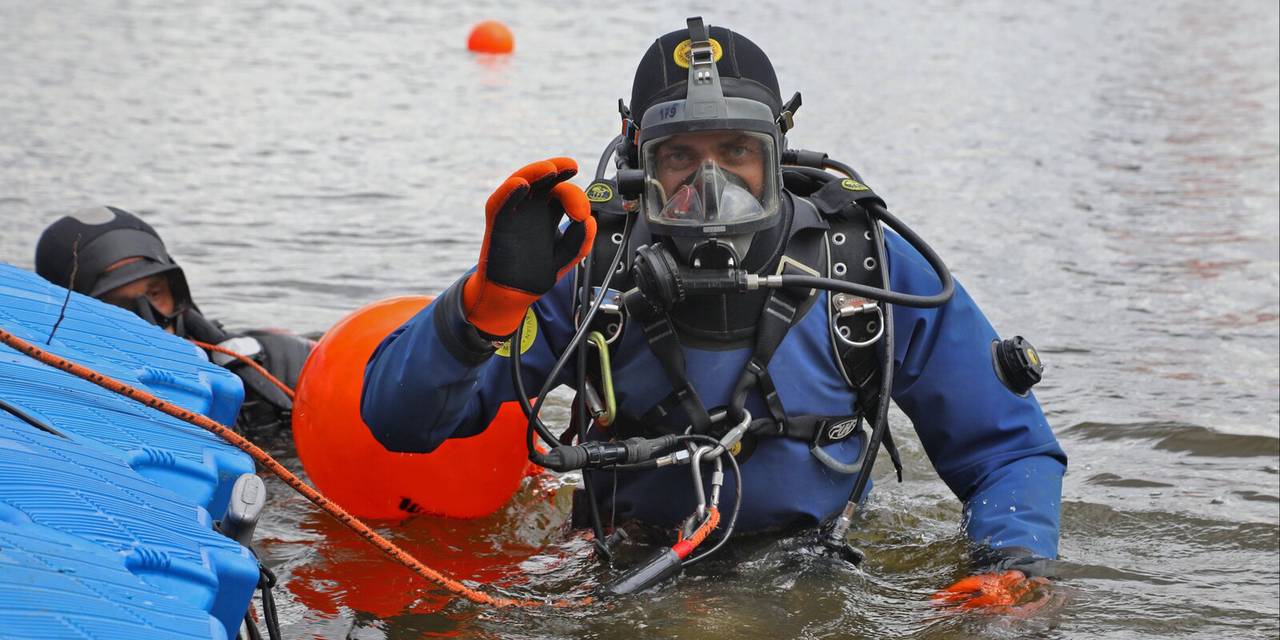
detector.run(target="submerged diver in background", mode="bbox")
[361,19,1065,609]
[35,206,313,436]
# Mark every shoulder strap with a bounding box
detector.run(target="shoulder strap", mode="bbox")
[804,170,905,482]
[583,178,635,292]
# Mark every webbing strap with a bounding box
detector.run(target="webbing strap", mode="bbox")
[640,313,711,433]
[737,255,818,435]
[824,201,904,483]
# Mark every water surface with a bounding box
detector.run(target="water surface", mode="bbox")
[1,1,1277,638]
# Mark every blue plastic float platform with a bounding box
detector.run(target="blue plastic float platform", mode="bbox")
[0,263,260,639]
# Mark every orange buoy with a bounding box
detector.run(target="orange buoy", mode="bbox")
[467,20,514,54]
[292,296,532,520]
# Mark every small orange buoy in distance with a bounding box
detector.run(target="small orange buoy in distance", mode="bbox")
[293,296,533,520]
[467,20,514,54]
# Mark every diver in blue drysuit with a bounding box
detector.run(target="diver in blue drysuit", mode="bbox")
[360,19,1066,597]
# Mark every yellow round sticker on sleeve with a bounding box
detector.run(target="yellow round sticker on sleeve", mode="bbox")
[495,309,537,357]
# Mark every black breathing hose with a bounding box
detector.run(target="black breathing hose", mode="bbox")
[575,249,610,551]
[595,135,624,181]
[824,212,898,552]
[773,198,953,308]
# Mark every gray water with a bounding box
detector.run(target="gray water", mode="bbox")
[2,1,1277,638]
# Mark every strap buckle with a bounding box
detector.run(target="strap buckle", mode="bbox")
[808,416,870,475]
[816,416,864,446]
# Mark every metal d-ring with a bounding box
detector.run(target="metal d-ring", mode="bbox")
[833,302,885,348]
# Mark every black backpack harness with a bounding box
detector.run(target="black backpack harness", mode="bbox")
[577,167,903,480]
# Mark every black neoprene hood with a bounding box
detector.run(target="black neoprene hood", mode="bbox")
[629,25,783,123]
[35,206,187,298]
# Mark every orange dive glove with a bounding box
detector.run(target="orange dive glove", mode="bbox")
[931,569,1050,612]
[462,158,597,337]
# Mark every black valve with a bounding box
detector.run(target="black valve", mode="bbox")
[993,336,1044,395]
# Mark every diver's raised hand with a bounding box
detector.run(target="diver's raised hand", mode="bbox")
[462,158,596,337]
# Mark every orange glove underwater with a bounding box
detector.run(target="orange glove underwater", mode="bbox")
[931,569,1051,612]
[462,158,597,337]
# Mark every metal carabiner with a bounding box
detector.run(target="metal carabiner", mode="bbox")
[585,331,617,427]
[685,409,748,520]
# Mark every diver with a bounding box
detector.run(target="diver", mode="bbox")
[360,19,1066,608]
[35,206,314,437]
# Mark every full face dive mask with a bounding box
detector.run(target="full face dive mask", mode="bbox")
[129,293,188,334]
[635,17,784,265]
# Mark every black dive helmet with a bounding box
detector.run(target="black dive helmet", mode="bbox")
[35,206,196,326]
[628,18,786,268]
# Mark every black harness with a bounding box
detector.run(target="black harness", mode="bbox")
[578,167,903,479]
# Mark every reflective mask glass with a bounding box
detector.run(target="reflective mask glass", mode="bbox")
[128,294,187,334]
[641,130,779,232]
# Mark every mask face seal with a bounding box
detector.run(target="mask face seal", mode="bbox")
[128,294,188,335]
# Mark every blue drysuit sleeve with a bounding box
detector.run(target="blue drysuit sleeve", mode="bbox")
[885,233,1067,560]
[359,273,578,453]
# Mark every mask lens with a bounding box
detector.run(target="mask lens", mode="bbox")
[656,160,764,225]
[128,294,184,331]
[642,130,778,231]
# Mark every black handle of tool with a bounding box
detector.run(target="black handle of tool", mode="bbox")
[601,547,683,595]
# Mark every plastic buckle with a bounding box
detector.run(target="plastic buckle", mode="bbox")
[817,416,864,446]
[809,417,869,475]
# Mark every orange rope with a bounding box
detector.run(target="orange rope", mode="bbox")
[684,507,720,549]
[191,340,295,401]
[0,327,588,609]
[672,507,720,559]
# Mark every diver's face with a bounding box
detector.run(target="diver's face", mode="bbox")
[100,260,177,331]
[653,131,767,199]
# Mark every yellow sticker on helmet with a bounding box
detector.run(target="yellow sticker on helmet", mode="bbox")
[495,309,537,358]
[673,38,724,69]
[586,182,614,203]
[841,178,870,191]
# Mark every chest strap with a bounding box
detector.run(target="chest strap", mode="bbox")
[739,281,812,434]
[636,309,713,434]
